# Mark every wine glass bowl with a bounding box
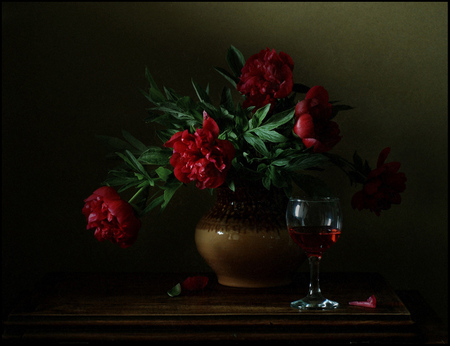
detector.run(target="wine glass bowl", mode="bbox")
[286,197,342,310]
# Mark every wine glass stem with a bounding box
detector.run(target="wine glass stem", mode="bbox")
[308,256,322,298]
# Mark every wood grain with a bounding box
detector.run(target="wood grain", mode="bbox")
[3,272,446,343]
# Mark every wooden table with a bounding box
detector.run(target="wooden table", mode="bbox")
[2,272,447,344]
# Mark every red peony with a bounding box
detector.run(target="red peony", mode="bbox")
[351,147,407,216]
[164,111,235,190]
[237,48,294,112]
[293,85,341,153]
[82,186,141,248]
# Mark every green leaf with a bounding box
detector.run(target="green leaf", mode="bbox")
[227,179,235,192]
[143,68,166,103]
[161,185,182,211]
[257,163,267,172]
[134,173,145,181]
[116,150,148,177]
[176,96,195,112]
[286,153,329,171]
[250,103,271,129]
[220,87,235,113]
[139,147,172,166]
[267,165,287,189]
[234,110,249,133]
[291,173,335,198]
[330,104,354,119]
[214,66,238,88]
[145,67,161,91]
[136,180,152,189]
[96,135,136,152]
[141,194,165,214]
[262,175,271,190]
[122,130,148,153]
[159,177,183,211]
[155,167,172,181]
[243,133,269,157]
[271,157,291,167]
[164,86,181,102]
[353,151,363,170]
[115,152,137,169]
[260,108,295,130]
[251,127,287,143]
[104,173,144,191]
[126,150,147,174]
[149,87,166,104]
[167,283,182,297]
[226,45,246,78]
[192,79,212,104]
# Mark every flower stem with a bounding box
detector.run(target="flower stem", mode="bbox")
[128,186,146,204]
[325,153,368,184]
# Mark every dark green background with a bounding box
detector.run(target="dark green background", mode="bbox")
[2,2,447,324]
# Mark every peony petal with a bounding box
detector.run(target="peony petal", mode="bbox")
[164,131,183,148]
[273,65,293,98]
[349,295,376,308]
[181,276,209,291]
[173,141,189,153]
[105,199,132,223]
[383,161,401,173]
[377,147,391,168]
[294,114,315,139]
[202,111,220,138]
[305,85,329,104]
[351,191,365,211]
[84,186,120,203]
[302,138,321,151]
[294,99,312,118]
[216,138,236,161]
[173,164,191,184]
[363,179,382,195]
[279,51,294,71]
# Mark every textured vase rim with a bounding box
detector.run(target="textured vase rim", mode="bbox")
[288,196,340,203]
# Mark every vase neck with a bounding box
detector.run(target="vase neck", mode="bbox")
[216,185,287,209]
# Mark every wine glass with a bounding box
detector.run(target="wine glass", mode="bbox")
[286,197,342,310]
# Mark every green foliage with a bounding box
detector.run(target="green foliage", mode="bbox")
[98,45,357,216]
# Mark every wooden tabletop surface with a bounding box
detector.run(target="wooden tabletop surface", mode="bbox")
[2,272,447,343]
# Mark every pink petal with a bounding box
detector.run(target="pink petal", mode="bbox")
[349,295,377,308]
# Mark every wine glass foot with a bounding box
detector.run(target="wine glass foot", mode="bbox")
[291,296,340,310]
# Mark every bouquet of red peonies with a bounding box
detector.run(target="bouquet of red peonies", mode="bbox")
[83,46,407,248]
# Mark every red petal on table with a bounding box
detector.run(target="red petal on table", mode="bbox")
[181,276,209,291]
[348,295,376,308]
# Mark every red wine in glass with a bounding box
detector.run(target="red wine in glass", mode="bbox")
[288,226,341,258]
[286,197,342,310]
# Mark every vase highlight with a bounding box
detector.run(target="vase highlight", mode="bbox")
[195,185,305,288]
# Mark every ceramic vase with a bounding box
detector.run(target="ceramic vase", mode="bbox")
[195,184,305,288]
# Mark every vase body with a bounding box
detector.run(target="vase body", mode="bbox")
[195,185,306,288]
